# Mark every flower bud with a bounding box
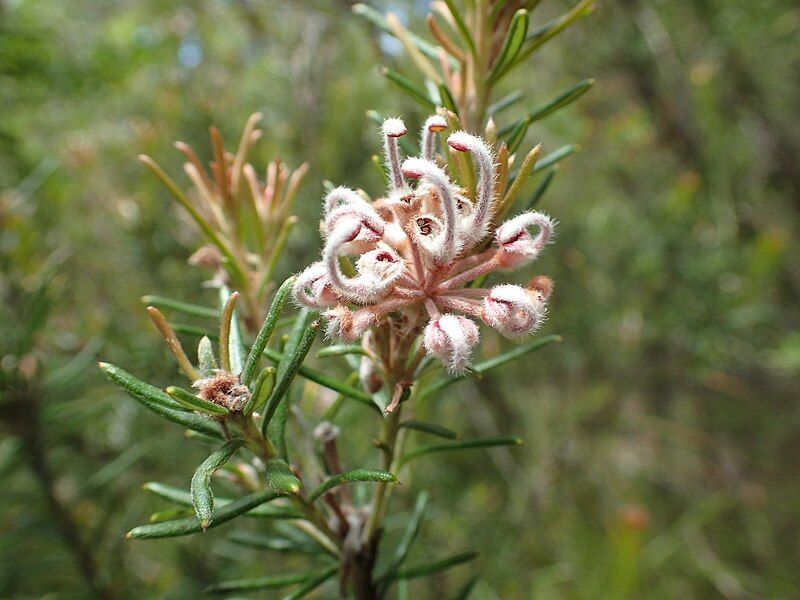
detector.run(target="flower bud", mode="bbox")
[447,131,495,244]
[293,262,339,308]
[482,284,546,337]
[324,201,385,243]
[353,248,406,300]
[421,114,448,160]
[383,117,407,190]
[495,211,554,267]
[423,314,479,372]
[323,186,372,216]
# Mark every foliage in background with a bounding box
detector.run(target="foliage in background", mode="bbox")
[1,0,798,598]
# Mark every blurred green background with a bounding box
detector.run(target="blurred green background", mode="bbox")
[1,0,799,598]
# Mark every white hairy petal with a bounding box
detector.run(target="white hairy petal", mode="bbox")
[423,314,479,372]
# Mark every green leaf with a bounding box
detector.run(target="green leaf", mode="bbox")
[452,574,480,599]
[381,67,436,109]
[265,458,301,494]
[487,90,524,116]
[191,440,244,529]
[244,366,276,415]
[379,491,428,586]
[127,489,283,539]
[205,571,322,594]
[166,386,229,416]
[281,564,338,600]
[140,295,218,319]
[438,83,459,114]
[523,168,557,211]
[219,287,246,375]
[142,482,303,519]
[264,349,379,411]
[533,144,578,173]
[309,469,396,502]
[283,565,339,600]
[418,335,561,401]
[261,318,320,431]
[242,277,295,386]
[392,551,478,581]
[398,437,523,468]
[528,79,594,123]
[149,508,195,523]
[487,9,529,83]
[400,420,460,440]
[227,530,322,554]
[316,344,367,359]
[442,0,477,56]
[506,116,531,155]
[197,336,217,376]
[99,363,223,439]
[522,0,595,56]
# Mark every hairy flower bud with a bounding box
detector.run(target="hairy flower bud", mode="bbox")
[324,186,372,216]
[495,211,554,268]
[293,262,339,308]
[447,131,495,245]
[482,284,546,337]
[421,114,448,160]
[423,314,479,372]
[383,117,408,191]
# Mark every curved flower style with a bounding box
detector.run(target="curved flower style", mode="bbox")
[294,116,555,375]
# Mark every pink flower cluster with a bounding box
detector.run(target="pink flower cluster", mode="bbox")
[294,116,555,372]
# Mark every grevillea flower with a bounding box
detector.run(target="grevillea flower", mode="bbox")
[293,116,556,373]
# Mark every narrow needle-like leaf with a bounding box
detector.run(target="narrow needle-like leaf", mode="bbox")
[140,295,219,319]
[398,437,522,468]
[205,571,323,594]
[142,482,302,519]
[242,277,295,386]
[166,386,229,415]
[265,458,301,494]
[263,349,379,411]
[127,489,283,539]
[99,363,223,439]
[400,420,460,440]
[281,564,338,600]
[309,469,396,502]
[442,0,477,56]
[244,366,276,415]
[261,319,320,431]
[487,9,529,83]
[146,306,200,381]
[316,344,368,359]
[419,335,562,401]
[392,551,478,580]
[379,491,428,585]
[191,440,244,529]
[381,68,436,109]
[218,291,239,373]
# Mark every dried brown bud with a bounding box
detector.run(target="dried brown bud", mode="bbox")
[188,245,223,269]
[529,275,554,300]
[193,371,250,411]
